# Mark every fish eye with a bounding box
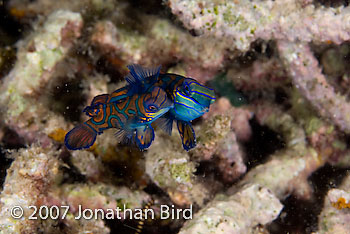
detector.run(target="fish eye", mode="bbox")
[147,105,158,111]
[183,84,191,95]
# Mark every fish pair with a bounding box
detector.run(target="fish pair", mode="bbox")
[65,64,215,151]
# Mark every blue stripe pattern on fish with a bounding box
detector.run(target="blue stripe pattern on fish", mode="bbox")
[108,64,216,151]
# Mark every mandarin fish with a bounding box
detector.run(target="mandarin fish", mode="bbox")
[107,64,216,151]
[65,86,173,150]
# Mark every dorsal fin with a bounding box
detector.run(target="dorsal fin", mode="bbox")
[125,64,161,86]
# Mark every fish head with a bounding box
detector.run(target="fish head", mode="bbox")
[184,78,216,107]
[141,86,173,122]
[173,78,215,121]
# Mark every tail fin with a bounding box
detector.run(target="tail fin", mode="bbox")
[65,124,97,150]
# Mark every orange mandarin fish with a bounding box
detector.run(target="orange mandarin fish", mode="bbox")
[64,86,173,150]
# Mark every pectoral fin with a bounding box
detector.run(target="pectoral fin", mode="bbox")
[177,121,196,151]
[153,115,173,135]
[115,128,134,144]
[135,125,155,150]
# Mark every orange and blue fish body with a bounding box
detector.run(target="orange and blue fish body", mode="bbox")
[65,86,173,150]
[108,64,216,151]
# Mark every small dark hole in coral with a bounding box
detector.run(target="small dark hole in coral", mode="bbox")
[316,0,349,7]
[268,195,316,234]
[144,182,170,198]
[194,160,218,178]
[252,40,276,59]
[128,0,167,16]
[59,151,86,184]
[0,145,13,188]
[2,127,26,149]
[188,28,202,37]
[244,117,285,170]
[95,56,125,83]
[275,87,289,105]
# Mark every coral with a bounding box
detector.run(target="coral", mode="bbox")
[0,144,151,233]
[236,147,321,200]
[192,111,247,183]
[253,102,306,150]
[169,0,350,51]
[48,183,150,218]
[318,173,350,233]
[0,10,83,146]
[237,103,321,200]
[202,97,253,142]
[178,184,283,234]
[90,19,227,82]
[2,0,350,233]
[277,41,350,133]
[145,131,209,206]
[170,0,350,135]
[226,57,288,94]
[289,89,350,165]
[70,150,108,182]
[0,145,62,233]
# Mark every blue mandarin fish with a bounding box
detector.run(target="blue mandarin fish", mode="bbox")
[65,86,173,150]
[108,64,216,151]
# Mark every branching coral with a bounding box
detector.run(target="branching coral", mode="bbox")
[169,0,350,51]
[145,131,209,206]
[318,173,350,233]
[0,146,62,233]
[202,97,253,142]
[1,0,350,233]
[90,19,227,82]
[226,57,288,94]
[0,144,151,234]
[277,41,350,133]
[192,110,247,183]
[230,102,318,200]
[170,0,350,135]
[179,184,283,234]
[0,10,83,146]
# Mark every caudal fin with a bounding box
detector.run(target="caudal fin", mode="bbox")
[65,124,97,150]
